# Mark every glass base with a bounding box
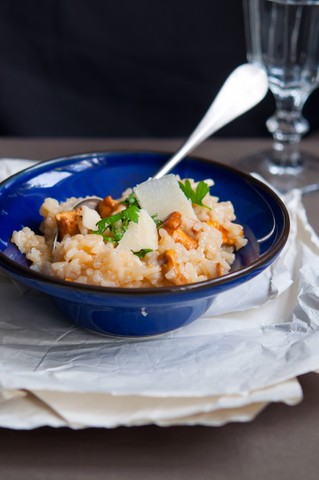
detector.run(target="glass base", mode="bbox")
[237,150,319,194]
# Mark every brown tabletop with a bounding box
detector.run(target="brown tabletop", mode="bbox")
[0,137,318,480]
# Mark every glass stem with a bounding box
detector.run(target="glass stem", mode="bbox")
[266,92,309,170]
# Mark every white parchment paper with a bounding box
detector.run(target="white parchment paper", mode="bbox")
[0,160,318,428]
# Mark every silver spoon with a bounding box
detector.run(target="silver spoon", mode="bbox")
[154,63,268,178]
[52,64,268,249]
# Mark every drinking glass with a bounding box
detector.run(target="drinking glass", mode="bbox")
[238,0,319,193]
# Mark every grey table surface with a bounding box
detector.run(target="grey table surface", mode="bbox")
[0,137,318,480]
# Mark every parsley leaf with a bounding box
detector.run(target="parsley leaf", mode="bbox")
[178,180,211,209]
[151,213,163,229]
[120,204,140,227]
[132,248,153,258]
[92,205,140,242]
[121,192,139,207]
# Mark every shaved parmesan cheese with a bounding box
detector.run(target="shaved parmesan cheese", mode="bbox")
[81,206,101,230]
[118,209,158,252]
[133,174,196,220]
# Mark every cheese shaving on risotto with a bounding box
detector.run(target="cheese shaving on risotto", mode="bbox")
[11,175,247,288]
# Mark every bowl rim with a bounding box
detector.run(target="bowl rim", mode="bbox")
[0,149,290,297]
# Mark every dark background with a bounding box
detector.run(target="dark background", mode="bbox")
[0,0,318,138]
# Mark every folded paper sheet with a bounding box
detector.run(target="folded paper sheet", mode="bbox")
[0,160,318,428]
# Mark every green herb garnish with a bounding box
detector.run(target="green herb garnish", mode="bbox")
[93,204,140,242]
[132,248,153,258]
[151,213,163,229]
[121,192,139,207]
[178,179,211,209]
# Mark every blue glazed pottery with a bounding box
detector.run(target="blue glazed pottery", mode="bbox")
[0,151,290,337]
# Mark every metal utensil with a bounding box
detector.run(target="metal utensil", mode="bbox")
[154,63,268,179]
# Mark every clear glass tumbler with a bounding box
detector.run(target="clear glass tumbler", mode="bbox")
[238,0,319,193]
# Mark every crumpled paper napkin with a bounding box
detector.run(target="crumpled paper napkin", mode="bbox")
[0,159,318,429]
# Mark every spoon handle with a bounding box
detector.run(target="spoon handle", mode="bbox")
[154,63,268,179]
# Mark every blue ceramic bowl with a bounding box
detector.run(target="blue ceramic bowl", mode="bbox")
[0,151,289,337]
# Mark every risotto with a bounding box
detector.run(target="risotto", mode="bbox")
[11,174,247,288]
